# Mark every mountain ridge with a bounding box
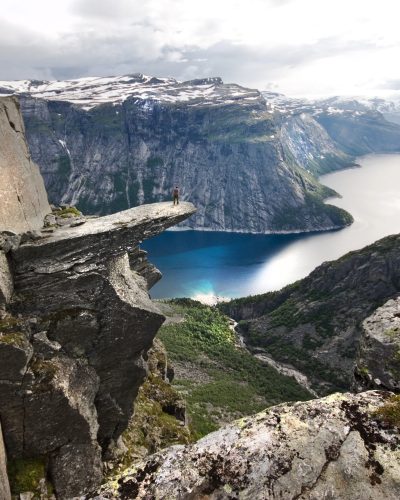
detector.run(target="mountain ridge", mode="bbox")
[1,74,400,234]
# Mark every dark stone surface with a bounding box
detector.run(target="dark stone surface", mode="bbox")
[0,201,195,497]
[129,248,162,289]
[50,443,103,499]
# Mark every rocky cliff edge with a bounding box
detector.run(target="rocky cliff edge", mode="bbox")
[0,110,196,500]
[1,201,195,498]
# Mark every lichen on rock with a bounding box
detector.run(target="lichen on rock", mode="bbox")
[95,391,400,500]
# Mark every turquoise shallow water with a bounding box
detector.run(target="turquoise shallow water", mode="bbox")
[143,154,400,299]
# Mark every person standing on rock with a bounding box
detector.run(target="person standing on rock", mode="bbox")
[173,186,179,205]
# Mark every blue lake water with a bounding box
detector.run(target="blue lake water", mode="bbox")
[143,154,400,300]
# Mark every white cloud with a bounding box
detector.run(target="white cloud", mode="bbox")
[0,0,400,96]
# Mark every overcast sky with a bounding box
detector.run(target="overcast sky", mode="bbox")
[1,0,400,97]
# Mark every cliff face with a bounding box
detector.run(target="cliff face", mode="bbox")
[0,202,195,498]
[315,110,400,156]
[265,91,400,172]
[95,391,400,500]
[20,93,350,233]
[280,112,354,176]
[3,78,400,234]
[221,234,400,394]
[355,297,400,393]
[1,76,354,233]
[0,97,50,233]
[0,92,197,500]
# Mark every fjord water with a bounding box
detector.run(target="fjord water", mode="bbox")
[143,154,400,300]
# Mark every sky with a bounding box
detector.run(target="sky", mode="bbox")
[1,0,400,97]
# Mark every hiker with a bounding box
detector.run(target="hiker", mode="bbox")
[173,186,179,205]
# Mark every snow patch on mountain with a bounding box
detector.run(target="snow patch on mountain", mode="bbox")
[0,73,262,110]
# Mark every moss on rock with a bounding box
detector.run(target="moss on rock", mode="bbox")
[0,331,27,348]
[53,206,82,218]
[7,457,53,497]
[374,395,400,427]
[105,340,191,476]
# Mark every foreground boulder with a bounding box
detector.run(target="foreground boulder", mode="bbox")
[95,391,400,499]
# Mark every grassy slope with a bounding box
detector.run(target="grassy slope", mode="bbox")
[157,299,312,439]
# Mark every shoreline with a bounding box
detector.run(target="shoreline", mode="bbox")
[167,223,348,236]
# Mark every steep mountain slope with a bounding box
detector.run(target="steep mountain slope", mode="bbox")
[315,109,400,156]
[0,75,352,233]
[279,112,353,176]
[2,76,400,233]
[157,299,311,438]
[264,91,400,157]
[220,234,400,394]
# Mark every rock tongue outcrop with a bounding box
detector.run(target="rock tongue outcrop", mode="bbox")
[0,201,195,498]
[0,96,50,233]
[95,391,400,500]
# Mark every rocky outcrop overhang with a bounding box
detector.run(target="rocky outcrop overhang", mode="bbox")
[0,201,196,498]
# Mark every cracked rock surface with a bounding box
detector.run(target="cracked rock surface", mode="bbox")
[94,391,400,500]
[0,96,50,233]
[0,422,11,500]
[0,95,196,498]
[0,202,195,498]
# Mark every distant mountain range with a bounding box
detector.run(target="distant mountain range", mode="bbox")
[1,74,400,233]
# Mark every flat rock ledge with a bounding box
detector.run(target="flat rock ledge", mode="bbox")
[93,391,400,500]
[12,201,196,274]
